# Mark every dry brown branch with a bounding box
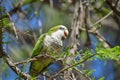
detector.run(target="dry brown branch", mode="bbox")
[0,1,3,58]
[69,0,84,47]
[92,31,111,48]
[2,52,31,80]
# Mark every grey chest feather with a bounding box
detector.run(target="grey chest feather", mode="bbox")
[43,35,63,53]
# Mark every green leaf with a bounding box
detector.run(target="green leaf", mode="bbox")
[83,69,96,76]
[98,76,105,80]
[87,70,96,76]
[2,41,11,44]
[92,77,95,80]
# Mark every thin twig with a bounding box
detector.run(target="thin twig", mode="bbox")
[90,11,113,28]
[7,13,18,39]
[14,57,37,65]
[14,54,56,65]
[73,68,92,80]
[93,31,111,48]
[71,72,77,80]
[76,10,113,34]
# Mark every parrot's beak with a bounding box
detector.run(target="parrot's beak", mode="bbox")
[62,30,69,40]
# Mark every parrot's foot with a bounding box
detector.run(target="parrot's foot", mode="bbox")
[26,58,31,63]
[56,58,63,62]
[42,53,47,57]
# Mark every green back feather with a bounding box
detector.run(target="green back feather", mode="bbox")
[31,34,46,57]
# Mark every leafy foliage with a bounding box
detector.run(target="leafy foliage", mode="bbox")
[0,7,10,27]
[59,45,120,80]
[96,46,120,60]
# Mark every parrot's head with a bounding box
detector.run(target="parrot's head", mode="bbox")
[48,25,69,40]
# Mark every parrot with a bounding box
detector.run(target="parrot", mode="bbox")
[29,25,69,78]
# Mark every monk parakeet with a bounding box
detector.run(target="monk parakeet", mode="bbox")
[30,25,69,77]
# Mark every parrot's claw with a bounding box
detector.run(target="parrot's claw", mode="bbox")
[41,53,47,58]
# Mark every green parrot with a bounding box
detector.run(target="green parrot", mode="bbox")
[29,25,69,78]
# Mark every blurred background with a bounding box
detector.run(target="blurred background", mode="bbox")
[0,0,120,80]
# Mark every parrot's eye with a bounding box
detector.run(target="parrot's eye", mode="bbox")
[60,27,65,30]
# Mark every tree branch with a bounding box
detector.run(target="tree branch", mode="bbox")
[84,2,91,46]
[93,31,112,48]
[2,52,31,80]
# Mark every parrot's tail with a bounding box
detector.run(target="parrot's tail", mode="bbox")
[29,56,55,77]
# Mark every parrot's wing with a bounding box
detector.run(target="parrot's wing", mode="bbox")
[31,34,46,57]
[30,33,55,77]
